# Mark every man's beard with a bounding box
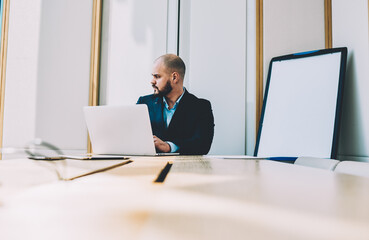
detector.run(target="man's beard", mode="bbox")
[153,81,172,97]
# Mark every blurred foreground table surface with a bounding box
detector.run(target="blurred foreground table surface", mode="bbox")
[0,155,369,240]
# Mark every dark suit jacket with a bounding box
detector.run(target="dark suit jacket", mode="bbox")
[137,90,214,155]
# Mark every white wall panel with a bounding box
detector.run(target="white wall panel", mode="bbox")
[264,0,325,82]
[166,0,179,54]
[246,0,257,155]
[99,0,168,105]
[3,0,42,152]
[35,0,92,150]
[179,0,246,155]
[333,0,369,161]
[2,0,92,158]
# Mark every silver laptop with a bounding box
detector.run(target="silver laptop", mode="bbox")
[83,105,178,156]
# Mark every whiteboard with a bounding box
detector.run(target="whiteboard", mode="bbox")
[255,48,347,159]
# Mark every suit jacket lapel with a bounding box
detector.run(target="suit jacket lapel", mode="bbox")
[167,91,189,131]
[153,96,166,130]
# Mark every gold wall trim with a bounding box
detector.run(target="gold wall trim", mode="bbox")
[325,0,332,48]
[256,0,263,138]
[88,0,102,153]
[0,0,11,159]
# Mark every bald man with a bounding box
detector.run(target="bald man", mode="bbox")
[137,54,214,155]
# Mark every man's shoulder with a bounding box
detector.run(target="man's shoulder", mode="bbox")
[137,94,160,104]
[184,91,211,106]
[181,91,212,113]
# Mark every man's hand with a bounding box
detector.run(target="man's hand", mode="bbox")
[153,135,171,153]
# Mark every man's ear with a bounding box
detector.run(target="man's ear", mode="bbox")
[172,72,178,82]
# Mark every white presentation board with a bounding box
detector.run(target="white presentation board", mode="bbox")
[254,48,347,159]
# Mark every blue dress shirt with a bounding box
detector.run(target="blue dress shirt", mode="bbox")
[163,89,186,152]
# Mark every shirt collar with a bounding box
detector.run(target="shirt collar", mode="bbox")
[163,88,186,110]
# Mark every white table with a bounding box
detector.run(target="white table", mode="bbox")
[1,156,369,240]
